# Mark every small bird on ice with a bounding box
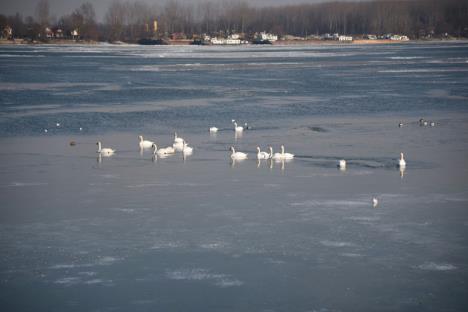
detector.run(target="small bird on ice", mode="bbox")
[56,123,60,127]
[372,198,379,208]
[398,152,406,168]
[338,159,346,170]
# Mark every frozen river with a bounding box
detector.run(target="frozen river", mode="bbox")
[1,42,468,311]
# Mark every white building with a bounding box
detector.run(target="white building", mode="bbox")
[338,35,353,42]
[210,37,223,45]
[225,38,241,45]
[256,32,278,42]
[55,29,64,38]
[71,29,79,39]
[45,27,54,38]
[390,34,409,41]
[2,26,12,39]
[210,36,241,45]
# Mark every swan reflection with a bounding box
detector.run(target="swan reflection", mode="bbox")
[234,130,242,141]
[272,158,292,171]
[230,158,245,167]
[400,166,406,179]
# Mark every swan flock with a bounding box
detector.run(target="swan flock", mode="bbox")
[95,120,407,171]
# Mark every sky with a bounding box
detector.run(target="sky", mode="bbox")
[1,0,369,21]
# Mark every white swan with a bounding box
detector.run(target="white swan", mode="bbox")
[182,140,193,155]
[234,122,243,132]
[256,147,269,160]
[152,143,159,154]
[230,146,247,160]
[173,142,184,151]
[373,198,379,208]
[209,127,218,133]
[399,152,406,168]
[338,159,346,170]
[174,132,184,144]
[152,143,174,156]
[165,146,176,154]
[172,138,185,151]
[269,146,283,160]
[96,141,115,156]
[139,135,154,149]
[280,145,294,160]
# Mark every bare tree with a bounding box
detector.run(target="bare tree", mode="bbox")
[5,0,468,42]
[35,0,49,39]
[105,1,126,42]
[77,2,98,40]
[35,0,49,26]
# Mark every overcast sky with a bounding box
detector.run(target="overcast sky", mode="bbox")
[1,0,372,21]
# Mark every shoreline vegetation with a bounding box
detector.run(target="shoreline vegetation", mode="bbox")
[1,0,468,46]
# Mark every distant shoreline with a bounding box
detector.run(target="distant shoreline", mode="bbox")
[1,38,467,46]
[275,39,405,45]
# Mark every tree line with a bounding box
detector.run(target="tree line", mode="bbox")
[1,0,467,42]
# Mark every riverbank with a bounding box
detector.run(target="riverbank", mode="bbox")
[2,37,467,46]
[274,39,403,45]
[0,38,100,45]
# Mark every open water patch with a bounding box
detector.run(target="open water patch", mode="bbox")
[416,262,457,271]
[166,268,243,288]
